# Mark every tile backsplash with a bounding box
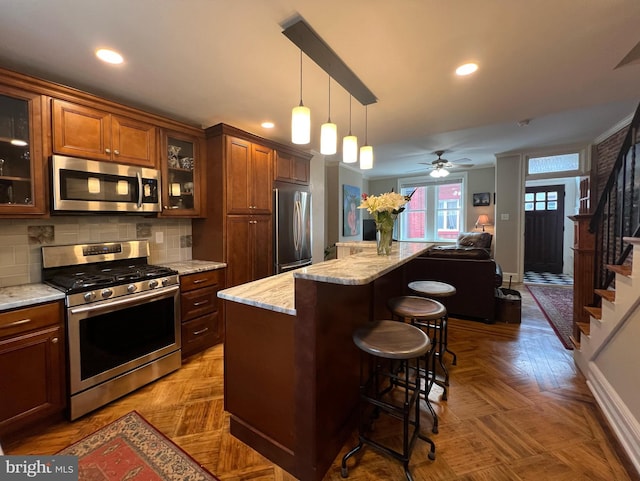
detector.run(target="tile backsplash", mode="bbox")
[0,216,193,287]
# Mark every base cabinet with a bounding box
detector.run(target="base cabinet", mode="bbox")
[0,301,65,438]
[226,215,272,287]
[179,268,225,359]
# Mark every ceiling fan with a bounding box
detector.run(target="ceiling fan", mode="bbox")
[418,150,474,178]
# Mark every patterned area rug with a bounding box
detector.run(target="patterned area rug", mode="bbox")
[58,411,219,480]
[527,285,574,350]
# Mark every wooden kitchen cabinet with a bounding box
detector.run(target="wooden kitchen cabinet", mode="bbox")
[226,215,272,287]
[0,301,65,438]
[52,99,157,167]
[179,268,225,358]
[160,129,205,217]
[274,149,310,185]
[0,84,46,216]
[226,135,273,215]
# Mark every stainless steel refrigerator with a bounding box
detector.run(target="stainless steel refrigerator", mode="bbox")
[274,182,312,273]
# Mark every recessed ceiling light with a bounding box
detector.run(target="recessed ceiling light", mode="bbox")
[455,63,478,76]
[261,121,275,129]
[96,48,124,65]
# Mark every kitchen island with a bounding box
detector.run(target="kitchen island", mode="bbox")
[218,242,430,481]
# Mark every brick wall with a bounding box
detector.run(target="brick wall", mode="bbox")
[592,127,628,204]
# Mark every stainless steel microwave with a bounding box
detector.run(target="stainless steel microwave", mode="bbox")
[51,155,162,213]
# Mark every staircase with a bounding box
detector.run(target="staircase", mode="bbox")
[572,239,640,474]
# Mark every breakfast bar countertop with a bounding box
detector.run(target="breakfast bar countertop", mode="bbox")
[159,259,226,276]
[0,283,66,312]
[218,241,430,315]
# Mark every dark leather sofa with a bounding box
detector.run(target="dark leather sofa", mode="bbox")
[405,232,503,323]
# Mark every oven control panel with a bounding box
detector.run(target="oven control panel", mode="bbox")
[67,275,179,307]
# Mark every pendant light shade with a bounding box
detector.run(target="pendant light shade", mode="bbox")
[343,135,358,163]
[359,145,373,169]
[342,95,358,163]
[291,50,311,145]
[292,104,310,144]
[359,104,373,170]
[321,122,337,155]
[320,76,337,155]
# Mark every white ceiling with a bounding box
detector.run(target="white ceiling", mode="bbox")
[1,0,639,178]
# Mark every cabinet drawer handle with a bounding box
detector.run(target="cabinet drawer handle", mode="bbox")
[105,148,111,154]
[114,149,120,155]
[193,300,209,307]
[51,337,59,344]
[193,327,209,336]
[192,278,209,284]
[1,318,31,329]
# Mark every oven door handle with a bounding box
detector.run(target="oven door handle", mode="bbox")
[69,285,179,318]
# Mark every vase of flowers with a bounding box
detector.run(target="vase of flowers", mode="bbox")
[359,190,413,255]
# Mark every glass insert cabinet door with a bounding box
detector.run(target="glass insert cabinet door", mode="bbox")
[162,131,200,216]
[0,90,43,212]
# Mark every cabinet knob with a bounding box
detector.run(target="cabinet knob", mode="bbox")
[114,149,120,155]
[51,337,59,344]
[105,148,111,154]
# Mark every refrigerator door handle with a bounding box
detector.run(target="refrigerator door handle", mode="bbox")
[293,199,300,251]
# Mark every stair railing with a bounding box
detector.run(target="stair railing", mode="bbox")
[589,104,640,290]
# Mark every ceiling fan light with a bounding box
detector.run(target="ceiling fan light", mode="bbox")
[440,168,450,177]
[342,135,358,163]
[360,145,373,169]
[320,121,337,155]
[429,169,440,178]
[292,104,311,144]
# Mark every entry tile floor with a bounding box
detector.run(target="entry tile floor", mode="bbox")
[523,271,574,286]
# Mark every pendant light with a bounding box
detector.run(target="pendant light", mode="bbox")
[359,105,373,170]
[291,50,311,145]
[342,95,358,163]
[320,75,337,155]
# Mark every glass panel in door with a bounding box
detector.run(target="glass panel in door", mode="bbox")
[0,94,32,206]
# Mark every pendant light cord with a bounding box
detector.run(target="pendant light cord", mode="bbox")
[327,75,332,122]
[364,104,368,145]
[299,49,304,106]
[348,95,352,135]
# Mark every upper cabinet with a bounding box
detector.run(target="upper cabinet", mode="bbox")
[274,149,310,185]
[52,99,157,168]
[0,84,46,215]
[226,135,273,215]
[160,129,205,217]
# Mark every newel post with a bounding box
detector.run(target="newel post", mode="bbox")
[569,214,595,337]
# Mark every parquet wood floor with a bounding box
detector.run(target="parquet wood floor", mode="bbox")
[4,285,639,481]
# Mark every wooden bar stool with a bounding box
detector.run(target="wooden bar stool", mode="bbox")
[387,296,450,408]
[341,320,436,481]
[408,280,458,366]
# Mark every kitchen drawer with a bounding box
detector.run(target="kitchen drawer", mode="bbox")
[181,286,217,321]
[181,311,220,359]
[0,302,62,339]
[180,269,224,292]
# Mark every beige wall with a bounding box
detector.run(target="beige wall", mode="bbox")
[308,152,326,264]
[494,154,524,278]
[0,216,192,287]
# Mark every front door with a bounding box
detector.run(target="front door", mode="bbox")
[524,185,565,273]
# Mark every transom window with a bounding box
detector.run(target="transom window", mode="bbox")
[527,153,579,175]
[398,177,464,242]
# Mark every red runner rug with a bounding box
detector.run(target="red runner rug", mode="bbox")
[57,411,219,481]
[526,284,574,350]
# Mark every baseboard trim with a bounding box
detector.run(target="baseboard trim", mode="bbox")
[587,363,640,477]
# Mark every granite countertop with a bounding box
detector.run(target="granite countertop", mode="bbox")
[158,259,226,276]
[0,284,66,312]
[218,242,430,316]
[335,240,377,247]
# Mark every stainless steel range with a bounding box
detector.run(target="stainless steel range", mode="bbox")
[42,240,181,420]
